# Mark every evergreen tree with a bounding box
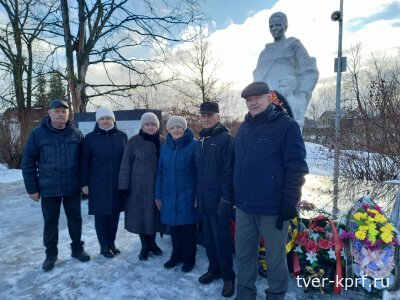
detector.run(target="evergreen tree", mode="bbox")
[47,73,66,100]
[35,71,47,107]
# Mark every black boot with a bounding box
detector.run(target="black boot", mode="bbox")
[138,234,149,261]
[147,234,162,256]
[110,243,121,255]
[100,246,113,258]
[42,256,57,272]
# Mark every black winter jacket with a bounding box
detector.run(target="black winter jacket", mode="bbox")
[233,105,309,215]
[22,117,84,197]
[195,122,234,213]
[80,124,127,215]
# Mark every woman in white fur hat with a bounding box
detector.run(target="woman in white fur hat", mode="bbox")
[81,107,128,258]
[119,112,164,261]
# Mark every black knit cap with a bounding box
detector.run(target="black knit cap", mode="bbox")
[200,101,219,114]
[241,81,270,98]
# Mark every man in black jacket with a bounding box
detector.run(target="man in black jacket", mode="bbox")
[195,101,235,298]
[22,99,90,272]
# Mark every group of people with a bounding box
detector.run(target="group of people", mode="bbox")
[22,81,308,300]
[21,10,313,300]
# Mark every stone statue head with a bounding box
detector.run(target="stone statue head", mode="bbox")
[269,12,288,41]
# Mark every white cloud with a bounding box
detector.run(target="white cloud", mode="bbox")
[206,0,400,89]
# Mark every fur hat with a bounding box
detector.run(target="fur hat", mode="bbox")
[166,116,187,131]
[241,81,270,98]
[140,112,160,129]
[96,107,115,122]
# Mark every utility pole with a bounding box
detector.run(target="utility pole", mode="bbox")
[331,0,346,217]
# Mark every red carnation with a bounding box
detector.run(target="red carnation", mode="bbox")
[317,238,333,250]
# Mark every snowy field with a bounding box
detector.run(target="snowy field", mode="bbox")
[0,143,390,299]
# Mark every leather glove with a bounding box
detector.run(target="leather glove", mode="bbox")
[118,189,130,200]
[217,198,232,218]
[276,201,297,230]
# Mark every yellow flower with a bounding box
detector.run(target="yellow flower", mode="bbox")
[374,213,387,223]
[355,230,366,240]
[354,212,367,220]
[381,231,393,243]
[381,223,395,233]
[359,225,369,232]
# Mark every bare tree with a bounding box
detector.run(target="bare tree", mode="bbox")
[0,0,57,110]
[56,0,202,112]
[171,26,232,109]
[333,45,400,181]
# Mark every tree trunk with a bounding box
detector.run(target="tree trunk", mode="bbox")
[60,0,77,112]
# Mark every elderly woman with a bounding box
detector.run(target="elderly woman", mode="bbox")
[155,116,201,273]
[118,112,164,261]
[81,107,128,258]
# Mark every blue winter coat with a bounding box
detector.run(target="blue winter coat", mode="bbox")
[22,116,84,197]
[155,128,201,226]
[233,105,309,215]
[195,122,234,213]
[81,124,127,215]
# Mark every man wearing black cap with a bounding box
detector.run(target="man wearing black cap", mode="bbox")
[234,82,308,300]
[195,101,235,297]
[22,99,90,272]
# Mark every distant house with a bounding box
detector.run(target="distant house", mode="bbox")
[302,117,321,143]
[319,110,335,129]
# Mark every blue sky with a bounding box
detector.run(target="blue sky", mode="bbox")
[201,0,275,29]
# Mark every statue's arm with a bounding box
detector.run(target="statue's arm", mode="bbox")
[293,39,319,104]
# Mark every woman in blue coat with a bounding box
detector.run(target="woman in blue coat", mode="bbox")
[81,107,127,258]
[155,116,200,273]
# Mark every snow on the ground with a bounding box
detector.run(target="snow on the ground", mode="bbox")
[304,142,333,177]
[0,164,23,183]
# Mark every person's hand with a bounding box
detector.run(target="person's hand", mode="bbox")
[155,199,162,210]
[29,192,40,201]
[217,199,232,218]
[276,202,297,230]
[81,186,89,195]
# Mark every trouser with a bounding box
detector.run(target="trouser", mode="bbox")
[235,208,289,300]
[169,224,197,266]
[94,213,120,248]
[41,194,83,257]
[203,213,235,281]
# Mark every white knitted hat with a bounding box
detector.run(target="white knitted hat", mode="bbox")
[166,116,187,131]
[95,107,115,122]
[140,112,160,129]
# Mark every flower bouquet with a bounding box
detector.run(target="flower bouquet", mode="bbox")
[295,215,345,294]
[341,196,399,297]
